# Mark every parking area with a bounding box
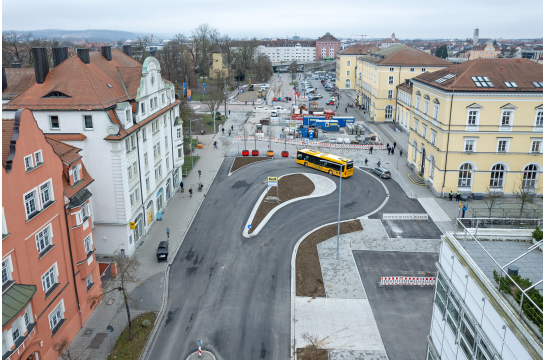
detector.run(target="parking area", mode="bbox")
[353,251,438,360]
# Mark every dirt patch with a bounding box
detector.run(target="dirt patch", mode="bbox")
[230,156,270,173]
[296,220,363,297]
[295,348,329,360]
[249,174,314,234]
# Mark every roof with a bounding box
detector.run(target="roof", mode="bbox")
[397,82,413,93]
[317,34,340,42]
[412,58,544,92]
[2,119,15,168]
[2,68,36,100]
[45,136,82,164]
[64,164,94,201]
[3,50,143,110]
[45,133,87,141]
[233,39,316,47]
[2,284,37,326]
[358,45,452,67]
[472,43,500,51]
[338,44,380,56]
[67,188,92,209]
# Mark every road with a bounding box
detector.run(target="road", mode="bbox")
[147,159,387,359]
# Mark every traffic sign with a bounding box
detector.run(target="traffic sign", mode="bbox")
[107,325,114,333]
[248,224,252,229]
[196,340,203,347]
[268,177,278,187]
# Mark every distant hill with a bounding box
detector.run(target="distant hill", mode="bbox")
[2,29,169,42]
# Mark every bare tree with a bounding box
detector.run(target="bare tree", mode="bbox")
[135,36,151,64]
[295,333,327,360]
[513,174,542,218]
[484,185,502,218]
[178,97,195,122]
[220,35,235,88]
[201,86,224,133]
[290,60,298,78]
[88,252,141,341]
[253,54,273,84]
[53,338,93,360]
[191,24,220,82]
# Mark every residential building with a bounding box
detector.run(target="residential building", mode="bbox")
[3,46,182,257]
[428,226,542,360]
[2,109,100,360]
[233,40,316,64]
[355,45,451,123]
[2,65,35,104]
[377,33,402,49]
[316,33,340,60]
[209,44,228,79]
[336,44,380,89]
[468,42,501,60]
[405,58,543,197]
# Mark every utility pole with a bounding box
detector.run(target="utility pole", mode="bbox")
[336,164,344,260]
[224,77,228,120]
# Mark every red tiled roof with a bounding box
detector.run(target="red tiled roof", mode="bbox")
[2,68,36,100]
[338,45,380,56]
[44,133,87,141]
[412,58,544,92]
[317,34,340,42]
[62,164,94,198]
[45,136,82,164]
[358,45,452,67]
[2,119,15,168]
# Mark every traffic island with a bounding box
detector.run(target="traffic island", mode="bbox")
[185,350,216,360]
[107,311,157,360]
[295,220,363,298]
[248,174,315,234]
[229,156,270,174]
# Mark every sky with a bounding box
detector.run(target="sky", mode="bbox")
[2,0,543,40]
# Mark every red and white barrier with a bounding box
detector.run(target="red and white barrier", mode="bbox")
[231,136,385,150]
[380,276,436,286]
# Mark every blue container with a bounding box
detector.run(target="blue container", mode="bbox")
[303,116,324,126]
[302,128,309,137]
[332,116,355,127]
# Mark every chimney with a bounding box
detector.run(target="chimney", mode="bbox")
[31,47,49,84]
[101,45,112,61]
[52,47,69,67]
[77,48,90,64]
[11,63,21,68]
[123,45,133,57]
[2,65,7,92]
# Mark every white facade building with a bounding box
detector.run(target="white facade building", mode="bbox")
[233,40,316,64]
[3,47,183,257]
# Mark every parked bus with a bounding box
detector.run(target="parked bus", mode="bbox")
[296,149,354,178]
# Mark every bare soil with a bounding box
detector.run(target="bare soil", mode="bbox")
[230,157,270,173]
[249,174,314,234]
[295,348,329,360]
[296,220,363,297]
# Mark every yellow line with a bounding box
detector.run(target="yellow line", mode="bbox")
[407,173,425,186]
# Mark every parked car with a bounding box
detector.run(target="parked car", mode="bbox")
[156,241,169,262]
[271,111,279,117]
[372,167,391,179]
[314,94,323,99]
[254,106,269,111]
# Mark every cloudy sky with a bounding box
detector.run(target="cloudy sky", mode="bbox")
[2,0,543,39]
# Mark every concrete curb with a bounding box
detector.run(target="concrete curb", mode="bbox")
[140,156,225,360]
[228,157,272,177]
[243,173,336,238]
[355,168,390,219]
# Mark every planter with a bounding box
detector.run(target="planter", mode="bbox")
[266,151,274,157]
[252,150,260,156]
[281,151,289,157]
[242,150,250,156]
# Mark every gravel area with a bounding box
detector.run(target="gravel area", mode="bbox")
[296,220,363,298]
[230,156,270,173]
[249,174,314,234]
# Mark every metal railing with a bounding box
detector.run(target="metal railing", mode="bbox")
[100,264,113,289]
[453,218,543,339]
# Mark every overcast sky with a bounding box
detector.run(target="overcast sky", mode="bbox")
[2,0,543,39]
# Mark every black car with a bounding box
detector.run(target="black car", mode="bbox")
[156,241,169,262]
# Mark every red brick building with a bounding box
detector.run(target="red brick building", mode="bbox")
[2,109,100,360]
[316,33,340,60]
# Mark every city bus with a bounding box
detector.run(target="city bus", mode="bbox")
[296,149,354,178]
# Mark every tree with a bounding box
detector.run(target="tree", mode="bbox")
[201,86,224,133]
[253,54,273,83]
[512,174,542,218]
[88,252,141,341]
[53,338,93,360]
[493,39,498,46]
[191,24,220,82]
[290,60,298,78]
[135,36,151,64]
[220,35,235,88]
[178,96,195,123]
[435,45,448,59]
[484,185,502,217]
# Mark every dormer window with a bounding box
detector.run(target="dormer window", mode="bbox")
[72,165,80,183]
[43,91,71,98]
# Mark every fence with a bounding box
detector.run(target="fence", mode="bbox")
[231,136,386,150]
[453,218,543,338]
[100,264,113,289]
[379,276,436,286]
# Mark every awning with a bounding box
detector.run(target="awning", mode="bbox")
[68,188,92,209]
[2,284,37,326]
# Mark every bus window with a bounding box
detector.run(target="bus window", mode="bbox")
[328,162,341,171]
[346,162,354,169]
[297,152,303,160]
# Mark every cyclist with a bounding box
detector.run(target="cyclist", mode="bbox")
[213,141,217,149]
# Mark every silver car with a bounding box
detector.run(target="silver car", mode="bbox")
[372,167,391,179]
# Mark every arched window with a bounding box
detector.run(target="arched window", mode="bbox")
[490,164,505,188]
[429,155,435,180]
[345,79,351,89]
[413,141,418,162]
[522,164,539,190]
[405,112,409,129]
[458,163,473,187]
[385,105,394,119]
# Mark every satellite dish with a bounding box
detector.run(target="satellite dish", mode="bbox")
[106,125,120,135]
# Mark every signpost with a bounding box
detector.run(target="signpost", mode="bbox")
[183,82,187,97]
[203,83,206,95]
[107,325,114,354]
[188,89,192,101]
[266,176,279,203]
[196,339,203,357]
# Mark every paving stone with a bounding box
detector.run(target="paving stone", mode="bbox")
[329,349,389,360]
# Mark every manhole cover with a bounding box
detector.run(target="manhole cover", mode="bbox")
[85,329,93,336]
[264,243,270,247]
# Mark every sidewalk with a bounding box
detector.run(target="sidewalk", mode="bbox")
[67,121,232,358]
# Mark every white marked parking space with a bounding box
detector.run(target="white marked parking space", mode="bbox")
[417,198,452,222]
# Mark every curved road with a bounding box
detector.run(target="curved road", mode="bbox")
[147,159,386,360]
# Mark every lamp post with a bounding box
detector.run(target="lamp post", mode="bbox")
[336,164,344,260]
[188,119,201,171]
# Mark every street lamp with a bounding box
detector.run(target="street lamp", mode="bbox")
[188,119,201,171]
[336,164,344,260]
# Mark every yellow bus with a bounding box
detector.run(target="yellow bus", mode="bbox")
[296,149,354,178]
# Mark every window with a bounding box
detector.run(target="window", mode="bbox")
[531,140,542,153]
[24,155,33,171]
[535,110,543,127]
[422,125,427,139]
[464,139,475,152]
[72,166,79,183]
[50,116,60,130]
[11,323,20,343]
[389,67,394,72]
[388,76,394,85]
[166,156,170,170]
[429,156,435,180]
[24,306,32,327]
[522,164,539,190]
[490,164,505,188]
[468,110,478,126]
[458,163,473,187]
[385,105,393,119]
[132,163,137,179]
[162,93,165,104]
[346,70,350,76]
[2,259,11,285]
[164,115,167,127]
[49,301,64,330]
[178,148,183,158]
[410,68,415,72]
[36,226,51,254]
[131,135,136,149]
[34,151,42,166]
[433,104,439,120]
[431,130,437,145]
[127,165,133,180]
[83,115,93,130]
[501,110,512,127]
[424,100,429,118]
[415,96,420,114]
[177,128,181,139]
[373,74,376,83]
[144,153,148,167]
[155,166,162,180]
[414,120,419,133]
[141,102,145,114]
[497,140,508,152]
[165,136,168,151]
[387,90,393,99]
[149,99,153,110]
[345,79,351,89]
[125,139,130,153]
[40,181,52,205]
[86,273,93,291]
[146,177,150,191]
[154,97,158,108]
[142,127,147,141]
[24,190,37,218]
[42,265,57,293]
[421,68,426,72]
[347,61,351,66]
[84,235,92,253]
[126,109,131,123]
[81,203,87,219]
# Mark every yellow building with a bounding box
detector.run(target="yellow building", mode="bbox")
[355,45,451,123]
[209,45,228,79]
[468,41,501,60]
[404,58,543,197]
[336,44,380,90]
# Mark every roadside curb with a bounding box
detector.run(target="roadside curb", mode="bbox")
[243,173,336,238]
[140,155,225,360]
[228,157,272,177]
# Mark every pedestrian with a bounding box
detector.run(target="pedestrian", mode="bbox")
[189,187,193,197]
[180,181,184,192]
[370,146,373,154]
[364,158,368,166]
[228,130,231,136]
[201,129,204,135]
[393,141,397,150]
[345,107,347,113]
[377,160,381,167]
[253,100,255,106]
[386,143,389,149]
[231,125,234,131]
[399,148,402,156]
[245,101,247,105]
[387,145,390,154]
[449,191,453,201]
[228,109,231,115]
[456,191,461,201]
[222,127,225,135]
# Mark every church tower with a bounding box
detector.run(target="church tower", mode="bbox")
[473,28,479,45]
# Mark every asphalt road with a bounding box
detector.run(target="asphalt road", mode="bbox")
[147,158,387,360]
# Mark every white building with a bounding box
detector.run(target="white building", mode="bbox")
[3,46,183,257]
[428,222,542,360]
[233,40,317,64]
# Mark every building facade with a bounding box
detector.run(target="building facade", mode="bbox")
[468,42,501,60]
[232,40,316,64]
[336,45,380,90]
[209,45,228,79]
[355,45,451,123]
[2,109,100,360]
[378,33,402,48]
[3,47,182,257]
[405,58,543,197]
[316,33,340,60]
